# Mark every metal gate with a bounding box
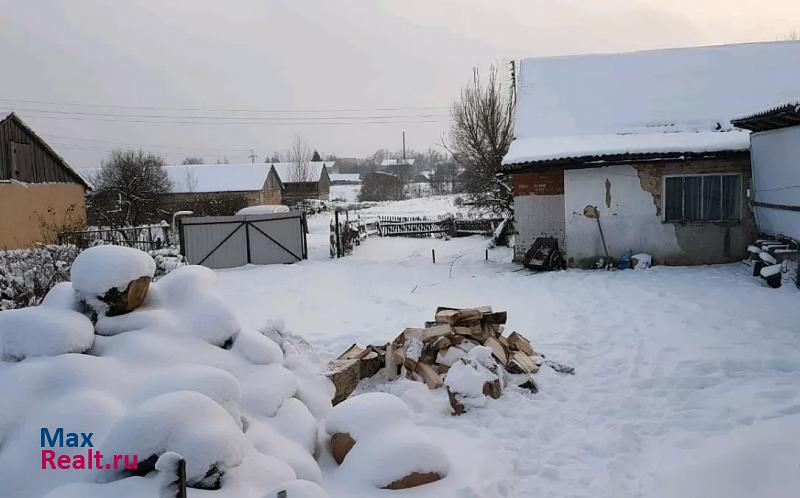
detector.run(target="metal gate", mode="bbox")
[179,212,307,269]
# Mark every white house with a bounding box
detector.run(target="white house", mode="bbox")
[502,41,800,266]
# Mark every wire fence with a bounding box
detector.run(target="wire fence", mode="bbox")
[59,223,175,251]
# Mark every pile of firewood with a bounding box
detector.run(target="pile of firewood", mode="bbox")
[326,306,573,409]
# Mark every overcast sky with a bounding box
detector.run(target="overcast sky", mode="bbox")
[0,0,797,168]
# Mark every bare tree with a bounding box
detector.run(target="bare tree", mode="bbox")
[445,65,515,214]
[88,149,171,226]
[182,156,204,165]
[783,31,799,41]
[288,135,313,182]
[183,167,199,193]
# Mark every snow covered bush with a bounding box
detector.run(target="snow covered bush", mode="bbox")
[0,244,78,311]
[0,248,333,497]
[0,307,94,361]
[149,246,186,278]
[325,392,449,490]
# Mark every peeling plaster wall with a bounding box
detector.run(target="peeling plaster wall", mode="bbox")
[563,160,755,266]
[565,165,684,266]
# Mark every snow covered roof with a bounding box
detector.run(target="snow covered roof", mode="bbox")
[381,158,415,167]
[733,100,800,132]
[329,173,361,183]
[504,41,800,167]
[269,161,331,184]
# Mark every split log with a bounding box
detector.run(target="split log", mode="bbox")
[327,359,361,405]
[383,472,444,490]
[102,276,151,317]
[330,432,356,464]
[422,324,453,342]
[337,343,364,360]
[359,351,384,380]
[507,351,539,374]
[435,308,482,324]
[507,331,534,356]
[481,311,507,325]
[415,363,444,389]
[482,336,508,366]
[446,387,466,416]
[482,378,503,399]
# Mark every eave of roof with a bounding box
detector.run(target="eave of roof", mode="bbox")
[502,149,750,173]
[732,101,800,132]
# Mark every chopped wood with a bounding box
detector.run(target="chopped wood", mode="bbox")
[435,308,482,324]
[422,324,453,342]
[383,471,444,490]
[337,343,365,361]
[481,311,507,325]
[507,351,539,374]
[515,375,539,393]
[507,331,534,356]
[415,362,444,389]
[385,342,400,381]
[359,351,384,380]
[435,364,450,375]
[402,328,425,341]
[327,359,361,405]
[330,432,356,464]
[545,360,575,375]
[483,336,508,366]
[446,387,466,416]
[482,379,503,399]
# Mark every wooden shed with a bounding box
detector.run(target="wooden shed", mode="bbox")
[0,112,89,249]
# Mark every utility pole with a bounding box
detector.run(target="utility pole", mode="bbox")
[402,131,406,161]
[249,149,257,163]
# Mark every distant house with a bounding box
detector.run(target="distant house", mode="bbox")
[329,173,362,185]
[502,41,800,266]
[380,158,415,178]
[153,161,332,214]
[269,162,332,204]
[0,112,89,249]
[733,101,800,242]
[158,163,283,215]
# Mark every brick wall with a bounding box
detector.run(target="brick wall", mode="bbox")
[512,169,565,196]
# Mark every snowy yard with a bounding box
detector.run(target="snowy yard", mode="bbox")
[216,195,800,498]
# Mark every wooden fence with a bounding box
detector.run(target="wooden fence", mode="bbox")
[331,211,507,257]
[376,215,505,239]
[59,224,175,251]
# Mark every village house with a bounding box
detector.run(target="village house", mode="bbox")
[502,41,800,267]
[138,161,332,216]
[0,112,89,249]
[269,162,332,205]
[732,101,800,242]
[158,163,284,215]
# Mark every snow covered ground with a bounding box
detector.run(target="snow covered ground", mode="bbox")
[217,195,800,498]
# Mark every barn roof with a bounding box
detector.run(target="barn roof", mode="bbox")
[732,100,800,132]
[503,41,800,168]
[1,112,90,188]
[269,161,331,184]
[381,158,415,167]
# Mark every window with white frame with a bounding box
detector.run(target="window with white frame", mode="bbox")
[663,174,741,222]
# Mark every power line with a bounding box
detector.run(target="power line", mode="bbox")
[11,107,448,121]
[0,96,450,114]
[13,113,446,126]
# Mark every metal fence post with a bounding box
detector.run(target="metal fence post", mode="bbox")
[176,458,187,498]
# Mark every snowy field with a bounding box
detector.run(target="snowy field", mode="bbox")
[216,195,800,498]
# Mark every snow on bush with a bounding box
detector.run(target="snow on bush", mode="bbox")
[0,244,78,311]
[325,392,411,440]
[0,257,332,497]
[326,393,449,489]
[94,265,240,346]
[70,245,155,312]
[40,281,82,311]
[0,307,94,361]
[100,391,248,488]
